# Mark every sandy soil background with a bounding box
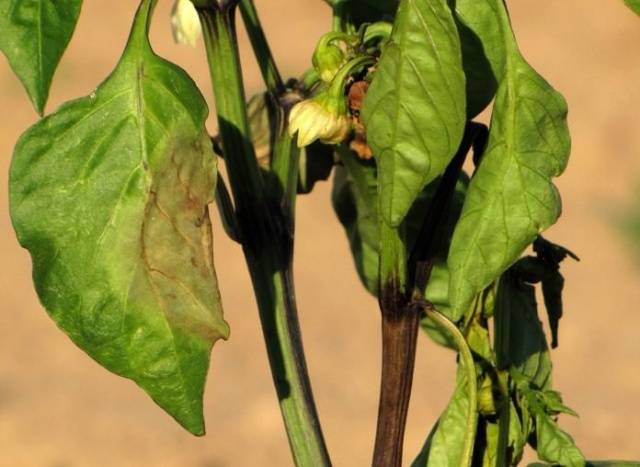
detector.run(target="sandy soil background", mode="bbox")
[1,1,640,466]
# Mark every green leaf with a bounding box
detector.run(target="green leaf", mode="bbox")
[540,390,579,418]
[452,0,506,118]
[412,366,477,467]
[331,147,380,295]
[0,0,83,114]
[362,0,466,227]
[625,0,640,15]
[447,0,571,318]
[9,0,228,435]
[534,411,586,467]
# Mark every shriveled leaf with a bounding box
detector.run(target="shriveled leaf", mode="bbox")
[448,0,571,318]
[362,0,466,226]
[625,0,640,15]
[247,91,279,169]
[452,0,507,117]
[541,270,564,348]
[9,0,228,435]
[495,273,551,389]
[0,0,82,114]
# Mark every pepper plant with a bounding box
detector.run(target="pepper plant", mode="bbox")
[2,0,639,466]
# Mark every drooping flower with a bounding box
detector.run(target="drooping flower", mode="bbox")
[289,91,351,148]
[171,0,202,47]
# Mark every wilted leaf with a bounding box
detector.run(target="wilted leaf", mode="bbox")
[10,0,228,435]
[0,0,82,114]
[495,273,551,389]
[448,0,570,318]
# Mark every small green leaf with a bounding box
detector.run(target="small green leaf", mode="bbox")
[0,0,82,114]
[10,0,228,435]
[362,0,466,227]
[534,411,586,467]
[625,0,640,15]
[448,0,570,318]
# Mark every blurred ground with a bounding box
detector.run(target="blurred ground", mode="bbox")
[1,1,640,466]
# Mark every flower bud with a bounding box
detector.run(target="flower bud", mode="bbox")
[289,92,351,148]
[171,0,202,47]
[477,375,497,416]
[313,44,346,83]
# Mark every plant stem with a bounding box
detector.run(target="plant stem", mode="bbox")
[373,122,485,467]
[198,4,330,465]
[239,0,284,94]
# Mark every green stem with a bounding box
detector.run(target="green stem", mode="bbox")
[198,5,330,466]
[496,371,511,467]
[239,0,284,94]
[423,305,478,467]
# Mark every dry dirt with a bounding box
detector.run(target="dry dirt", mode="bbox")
[1,1,640,466]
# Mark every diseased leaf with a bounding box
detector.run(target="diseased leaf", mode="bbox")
[9,0,228,435]
[362,0,466,226]
[452,0,507,117]
[448,0,571,318]
[0,0,82,114]
[541,270,564,348]
[495,272,551,389]
[625,0,640,15]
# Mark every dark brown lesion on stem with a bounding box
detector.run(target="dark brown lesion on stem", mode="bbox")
[372,122,488,467]
[374,281,420,467]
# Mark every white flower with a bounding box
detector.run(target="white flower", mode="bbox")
[288,93,351,148]
[171,0,202,47]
